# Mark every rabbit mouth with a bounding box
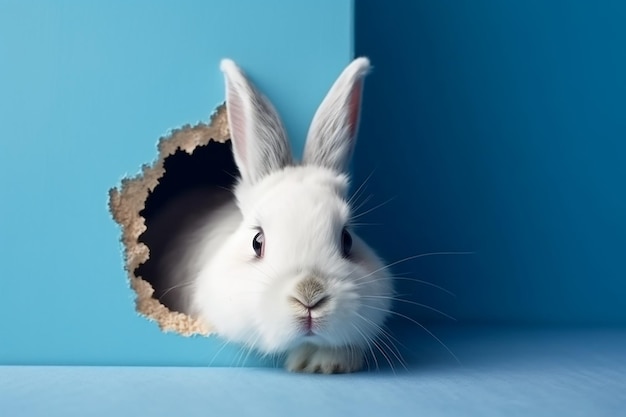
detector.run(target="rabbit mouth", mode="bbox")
[298,316,316,334]
[296,314,327,338]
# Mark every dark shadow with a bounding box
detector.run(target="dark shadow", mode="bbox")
[135,141,239,311]
[354,1,626,373]
[139,141,239,222]
[354,0,626,327]
[353,0,480,345]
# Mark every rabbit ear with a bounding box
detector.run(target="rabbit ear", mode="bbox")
[302,57,371,173]
[220,59,293,184]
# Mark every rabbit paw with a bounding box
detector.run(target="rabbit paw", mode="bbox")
[285,344,363,374]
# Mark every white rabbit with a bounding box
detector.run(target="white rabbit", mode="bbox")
[159,57,393,373]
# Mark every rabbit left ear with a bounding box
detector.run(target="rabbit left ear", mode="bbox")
[302,57,371,173]
[221,59,293,184]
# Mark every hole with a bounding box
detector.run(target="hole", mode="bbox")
[135,140,239,314]
[137,140,239,311]
[108,105,235,336]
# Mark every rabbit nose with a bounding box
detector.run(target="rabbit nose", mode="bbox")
[290,294,330,311]
[290,277,329,310]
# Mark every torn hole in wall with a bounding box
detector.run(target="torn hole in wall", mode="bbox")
[108,105,237,336]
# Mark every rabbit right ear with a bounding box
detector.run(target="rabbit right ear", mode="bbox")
[302,57,371,173]
[220,59,293,184]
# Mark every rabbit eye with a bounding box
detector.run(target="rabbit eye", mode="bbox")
[253,230,265,257]
[341,228,352,258]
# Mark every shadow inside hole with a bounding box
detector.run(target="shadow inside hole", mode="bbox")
[135,140,239,313]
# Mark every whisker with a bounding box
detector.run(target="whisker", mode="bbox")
[361,345,371,372]
[350,323,380,372]
[351,319,396,373]
[362,295,456,321]
[231,331,256,369]
[380,331,408,368]
[349,222,384,228]
[232,341,249,370]
[351,196,396,220]
[342,331,370,373]
[370,335,396,374]
[256,258,281,281]
[356,313,407,372]
[271,351,284,369]
[351,194,374,215]
[216,184,235,193]
[235,332,261,370]
[375,335,407,373]
[221,169,239,182]
[207,338,232,367]
[348,168,376,207]
[364,305,461,364]
[357,313,409,352]
[157,280,196,301]
[248,263,275,285]
[335,330,365,373]
[354,275,456,297]
[240,333,262,370]
[354,251,475,284]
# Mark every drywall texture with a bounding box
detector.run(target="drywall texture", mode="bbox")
[0,0,352,365]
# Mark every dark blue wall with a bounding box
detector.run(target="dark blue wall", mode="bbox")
[354,1,626,325]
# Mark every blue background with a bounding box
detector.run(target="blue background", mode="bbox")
[1,2,625,416]
[0,0,625,369]
[354,0,626,327]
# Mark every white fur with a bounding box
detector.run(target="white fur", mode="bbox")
[172,58,392,374]
[220,59,293,184]
[303,57,371,172]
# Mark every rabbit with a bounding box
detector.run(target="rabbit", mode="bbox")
[159,57,393,374]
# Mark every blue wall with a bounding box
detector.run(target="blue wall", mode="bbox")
[354,1,626,326]
[1,0,624,368]
[0,0,352,365]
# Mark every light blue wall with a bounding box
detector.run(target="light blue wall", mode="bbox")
[354,1,626,326]
[0,0,352,365]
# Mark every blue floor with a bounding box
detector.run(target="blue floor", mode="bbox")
[1,327,625,416]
